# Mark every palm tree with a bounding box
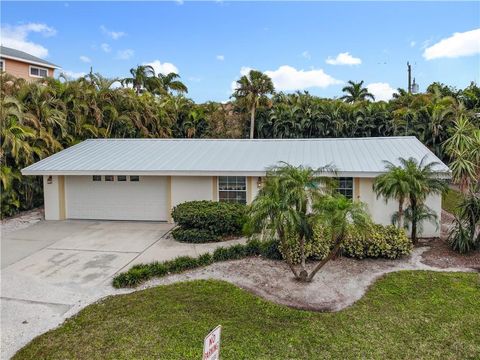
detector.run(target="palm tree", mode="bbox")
[307,195,370,281]
[121,65,156,95]
[398,156,448,243]
[340,80,375,103]
[373,162,411,229]
[247,163,370,282]
[153,72,188,95]
[232,70,274,139]
[443,115,479,192]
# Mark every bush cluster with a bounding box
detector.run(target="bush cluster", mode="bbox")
[171,201,246,243]
[342,224,412,259]
[278,223,412,264]
[112,238,281,288]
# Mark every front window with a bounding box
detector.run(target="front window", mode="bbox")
[219,176,247,204]
[0,60,4,72]
[336,177,353,199]
[30,66,48,78]
[92,175,102,181]
[105,175,114,182]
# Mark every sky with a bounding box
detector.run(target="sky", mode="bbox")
[1,1,479,103]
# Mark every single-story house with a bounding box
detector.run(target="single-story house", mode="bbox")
[22,136,450,237]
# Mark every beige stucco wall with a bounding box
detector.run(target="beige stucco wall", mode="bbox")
[357,178,441,238]
[1,58,55,80]
[41,175,442,237]
[43,175,65,220]
[171,176,214,208]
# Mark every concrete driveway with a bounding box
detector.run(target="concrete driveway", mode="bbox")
[1,220,244,359]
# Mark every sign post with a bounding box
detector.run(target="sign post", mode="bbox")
[203,325,221,360]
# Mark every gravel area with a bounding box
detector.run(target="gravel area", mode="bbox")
[138,246,475,312]
[1,209,44,235]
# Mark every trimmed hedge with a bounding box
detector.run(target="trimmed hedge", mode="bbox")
[171,201,246,243]
[112,238,281,288]
[171,228,221,243]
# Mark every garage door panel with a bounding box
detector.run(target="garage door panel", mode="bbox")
[66,176,168,221]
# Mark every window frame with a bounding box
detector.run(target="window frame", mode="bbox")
[335,177,354,199]
[104,175,114,182]
[218,176,247,204]
[0,60,4,72]
[117,175,127,182]
[129,175,140,182]
[29,65,49,78]
[92,175,102,182]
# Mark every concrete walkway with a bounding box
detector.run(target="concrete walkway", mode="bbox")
[1,220,245,359]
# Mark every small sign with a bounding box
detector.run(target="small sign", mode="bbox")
[203,325,221,360]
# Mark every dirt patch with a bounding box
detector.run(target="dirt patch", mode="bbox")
[0,208,44,235]
[140,245,473,312]
[420,238,480,270]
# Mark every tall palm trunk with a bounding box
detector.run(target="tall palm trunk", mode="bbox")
[410,196,418,244]
[249,103,256,139]
[397,197,404,230]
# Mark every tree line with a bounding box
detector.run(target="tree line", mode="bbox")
[1,66,479,217]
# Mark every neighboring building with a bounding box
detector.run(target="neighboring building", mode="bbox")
[0,46,60,80]
[21,137,450,237]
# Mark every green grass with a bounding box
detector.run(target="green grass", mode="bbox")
[442,188,464,215]
[14,272,480,360]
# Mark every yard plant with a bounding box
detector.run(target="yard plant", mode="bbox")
[171,200,246,242]
[15,272,480,359]
[247,163,371,282]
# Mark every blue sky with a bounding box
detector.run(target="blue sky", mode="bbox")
[2,1,479,102]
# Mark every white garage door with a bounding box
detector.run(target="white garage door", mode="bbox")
[66,176,168,221]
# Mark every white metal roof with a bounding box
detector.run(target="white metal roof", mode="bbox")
[21,137,450,177]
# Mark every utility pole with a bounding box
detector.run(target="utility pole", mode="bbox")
[407,62,412,93]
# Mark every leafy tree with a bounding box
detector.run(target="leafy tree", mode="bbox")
[121,65,156,95]
[397,157,448,243]
[152,72,188,95]
[340,80,375,103]
[448,187,480,253]
[232,70,274,139]
[373,162,411,229]
[247,163,370,282]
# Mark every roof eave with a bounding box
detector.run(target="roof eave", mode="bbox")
[0,54,61,69]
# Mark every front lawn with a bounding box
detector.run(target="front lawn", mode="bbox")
[15,272,480,360]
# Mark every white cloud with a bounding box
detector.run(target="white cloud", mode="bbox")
[231,65,341,92]
[143,60,178,75]
[423,28,480,60]
[60,70,86,80]
[216,54,225,61]
[301,50,311,60]
[100,25,125,40]
[116,49,134,60]
[0,23,56,58]
[100,43,111,53]
[367,82,397,102]
[79,55,91,63]
[326,52,362,66]
[265,65,341,91]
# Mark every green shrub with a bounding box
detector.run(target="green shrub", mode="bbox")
[342,224,412,259]
[278,225,333,265]
[112,238,283,288]
[171,228,221,243]
[171,201,246,236]
[277,223,412,264]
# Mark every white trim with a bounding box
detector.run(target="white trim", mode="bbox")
[0,54,60,69]
[21,169,451,179]
[29,65,49,78]
[217,176,247,204]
